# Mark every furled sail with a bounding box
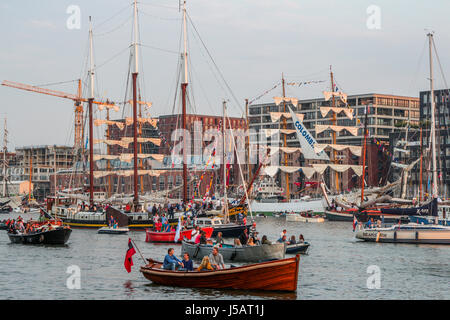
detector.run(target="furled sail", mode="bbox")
[315,124,358,136]
[320,106,354,120]
[273,97,298,106]
[269,112,304,123]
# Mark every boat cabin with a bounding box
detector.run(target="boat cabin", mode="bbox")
[195,217,224,226]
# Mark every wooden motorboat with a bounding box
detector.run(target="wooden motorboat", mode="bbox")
[181,240,285,262]
[285,242,310,254]
[97,226,129,234]
[145,227,214,243]
[140,254,300,292]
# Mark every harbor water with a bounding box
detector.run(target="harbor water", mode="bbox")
[0,213,449,300]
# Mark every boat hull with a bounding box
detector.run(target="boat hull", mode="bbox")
[97,227,129,234]
[210,224,249,238]
[61,217,178,230]
[140,254,300,292]
[8,228,72,245]
[285,242,310,254]
[325,210,410,223]
[286,214,324,223]
[181,240,285,262]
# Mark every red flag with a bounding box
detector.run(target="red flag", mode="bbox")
[124,238,136,273]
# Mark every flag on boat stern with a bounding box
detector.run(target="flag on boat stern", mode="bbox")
[353,215,357,232]
[124,238,136,273]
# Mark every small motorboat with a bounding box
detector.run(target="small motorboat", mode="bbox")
[140,254,300,292]
[181,240,285,262]
[285,242,310,254]
[98,226,129,234]
[286,212,324,223]
[145,227,214,243]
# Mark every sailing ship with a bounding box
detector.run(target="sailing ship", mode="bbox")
[356,32,450,244]
[249,70,365,216]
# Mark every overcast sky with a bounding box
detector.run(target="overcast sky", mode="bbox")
[1,0,450,150]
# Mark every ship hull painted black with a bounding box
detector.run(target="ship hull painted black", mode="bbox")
[211,224,250,238]
[7,228,72,245]
[61,218,178,230]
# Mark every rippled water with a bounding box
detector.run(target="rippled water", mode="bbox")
[1,213,449,300]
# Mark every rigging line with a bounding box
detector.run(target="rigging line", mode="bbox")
[407,37,428,94]
[432,37,450,121]
[96,45,131,70]
[140,10,181,21]
[248,81,281,105]
[186,12,244,115]
[93,3,132,30]
[139,43,179,54]
[187,16,228,110]
[139,1,178,10]
[94,15,133,37]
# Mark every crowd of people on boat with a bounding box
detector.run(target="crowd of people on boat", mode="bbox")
[276,229,305,245]
[162,246,225,272]
[5,216,62,235]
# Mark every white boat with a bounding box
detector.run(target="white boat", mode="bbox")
[97,226,129,234]
[355,223,450,244]
[286,213,325,223]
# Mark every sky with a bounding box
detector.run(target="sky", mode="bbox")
[1,0,450,150]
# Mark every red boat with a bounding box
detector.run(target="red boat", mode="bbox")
[145,227,214,243]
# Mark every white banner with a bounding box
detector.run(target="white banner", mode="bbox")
[289,107,329,160]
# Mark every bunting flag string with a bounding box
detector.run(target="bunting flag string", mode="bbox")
[286,80,325,87]
[248,83,280,105]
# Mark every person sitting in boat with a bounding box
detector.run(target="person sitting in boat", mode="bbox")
[180,252,193,272]
[298,234,305,243]
[234,238,242,247]
[289,235,296,245]
[277,235,287,243]
[247,238,256,246]
[280,229,287,239]
[239,228,249,246]
[209,247,225,270]
[161,220,171,232]
[261,235,271,245]
[215,232,224,247]
[155,219,162,232]
[197,256,214,271]
[163,248,183,271]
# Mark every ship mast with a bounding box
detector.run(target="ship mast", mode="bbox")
[181,0,189,205]
[132,0,140,208]
[88,16,95,206]
[428,32,438,199]
[281,74,290,200]
[330,66,339,192]
[223,100,229,223]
